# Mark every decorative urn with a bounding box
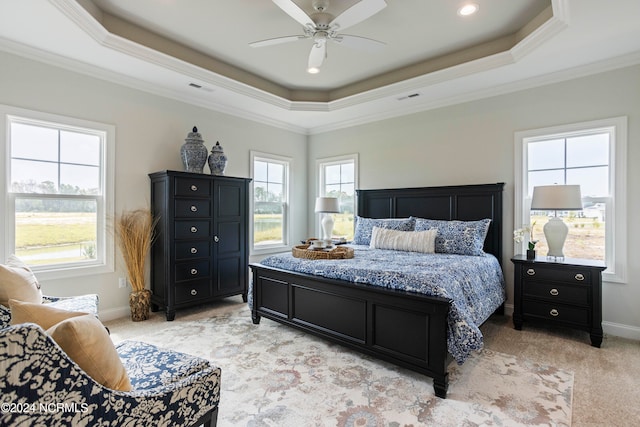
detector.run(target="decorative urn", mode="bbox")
[180,126,208,173]
[208,141,228,175]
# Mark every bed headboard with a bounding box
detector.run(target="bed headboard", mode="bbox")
[356,183,505,263]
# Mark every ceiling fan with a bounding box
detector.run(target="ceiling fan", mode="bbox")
[250,0,387,73]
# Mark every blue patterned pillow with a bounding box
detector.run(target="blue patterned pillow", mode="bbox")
[353,217,415,245]
[414,218,491,256]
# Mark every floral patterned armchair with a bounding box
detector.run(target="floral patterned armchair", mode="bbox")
[0,323,221,426]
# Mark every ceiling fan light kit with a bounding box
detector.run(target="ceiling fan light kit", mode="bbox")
[250,0,387,73]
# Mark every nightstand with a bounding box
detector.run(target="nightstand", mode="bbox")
[511,255,607,347]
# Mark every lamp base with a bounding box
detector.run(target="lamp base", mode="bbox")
[543,216,568,258]
[321,213,334,242]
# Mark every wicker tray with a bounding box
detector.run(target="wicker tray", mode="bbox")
[292,244,354,260]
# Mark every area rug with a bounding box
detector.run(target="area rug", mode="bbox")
[109,305,573,426]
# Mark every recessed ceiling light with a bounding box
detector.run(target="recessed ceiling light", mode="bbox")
[307,67,320,74]
[458,3,479,16]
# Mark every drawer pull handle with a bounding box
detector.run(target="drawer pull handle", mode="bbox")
[550,288,559,296]
[190,268,198,275]
[190,247,198,254]
[550,308,559,317]
[190,205,198,212]
[191,226,198,233]
[190,185,198,191]
[575,273,585,281]
[214,236,219,243]
[190,289,197,296]
[526,268,535,276]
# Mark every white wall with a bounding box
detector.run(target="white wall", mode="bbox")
[308,64,640,339]
[0,52,308,320]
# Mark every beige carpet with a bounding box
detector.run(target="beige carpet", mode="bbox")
[108,300,573,426]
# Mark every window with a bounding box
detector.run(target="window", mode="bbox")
[251,152,290,252]
[317,154,358,241]
[1,105,115,279]
[515,117,627,282]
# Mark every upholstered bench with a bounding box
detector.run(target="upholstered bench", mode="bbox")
[0,323,221,426]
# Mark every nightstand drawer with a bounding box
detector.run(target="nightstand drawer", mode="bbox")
[175,280,212,304]
[523,300,588,326]
[522,282,589,306]
[521,265,591,284]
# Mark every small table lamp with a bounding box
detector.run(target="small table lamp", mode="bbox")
[314,197,340,242]
[531,185,582,258]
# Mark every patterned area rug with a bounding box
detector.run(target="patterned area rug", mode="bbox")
[110,305,573,426]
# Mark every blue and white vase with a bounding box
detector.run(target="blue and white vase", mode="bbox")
[180,126,208,173]
[208,141,227,175]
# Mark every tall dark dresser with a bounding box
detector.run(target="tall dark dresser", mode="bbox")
[149,170,251,320]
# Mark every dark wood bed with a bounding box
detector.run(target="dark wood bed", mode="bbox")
[250,182,504,398]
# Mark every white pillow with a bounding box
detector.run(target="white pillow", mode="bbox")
[370,227,437,254]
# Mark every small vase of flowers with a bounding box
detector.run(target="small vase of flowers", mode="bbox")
[514,223,538,260]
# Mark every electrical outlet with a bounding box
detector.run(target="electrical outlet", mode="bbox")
[118,277,127,289]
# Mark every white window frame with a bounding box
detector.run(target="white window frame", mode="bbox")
[250,151,291,255]
[316,154,358,238]
[514,116,627,283]
[1,105,115,280]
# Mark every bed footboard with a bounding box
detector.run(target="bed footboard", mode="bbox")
[250,264,453,398]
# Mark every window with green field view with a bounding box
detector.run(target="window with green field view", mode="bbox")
[252,153,290,250]
[318,155,357,241]
[3,107,114,277]
[516,117,627,282]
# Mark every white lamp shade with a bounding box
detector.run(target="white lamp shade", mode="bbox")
[531,185,583,211]
[314,197,340,213]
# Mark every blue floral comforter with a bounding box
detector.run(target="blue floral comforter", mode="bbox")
[256,245,505,364]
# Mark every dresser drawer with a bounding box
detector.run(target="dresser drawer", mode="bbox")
[175,199,211,218]
[522,282,589,306]
[521,265,591,284]
[175,260,210,282]
[175,280,211,304]
[175,240,210,260]
[175,220,210,239]
[523,300,588,326]
[174,178,211,197]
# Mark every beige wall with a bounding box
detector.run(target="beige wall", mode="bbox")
[309,64,640,338]
[0,52,307,320]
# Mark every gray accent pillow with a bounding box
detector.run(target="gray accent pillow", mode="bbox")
[414,218,491,256]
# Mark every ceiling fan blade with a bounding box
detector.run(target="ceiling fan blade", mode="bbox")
[333,34,385,52]
[329,0,387,31]
[272,0,314,28]
[249,35,306,48]
[308,39,327,69]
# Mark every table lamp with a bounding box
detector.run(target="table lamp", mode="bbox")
[530,185,582,258]
[314,197,340,242]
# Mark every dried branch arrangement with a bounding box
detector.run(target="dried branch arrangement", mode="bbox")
[116,209,157,293]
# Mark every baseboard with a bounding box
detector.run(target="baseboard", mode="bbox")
[99,306,130,322]
[603,321,640,341]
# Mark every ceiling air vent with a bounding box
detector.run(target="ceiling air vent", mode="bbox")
[188,83,214,92]
[397,93,420,101]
